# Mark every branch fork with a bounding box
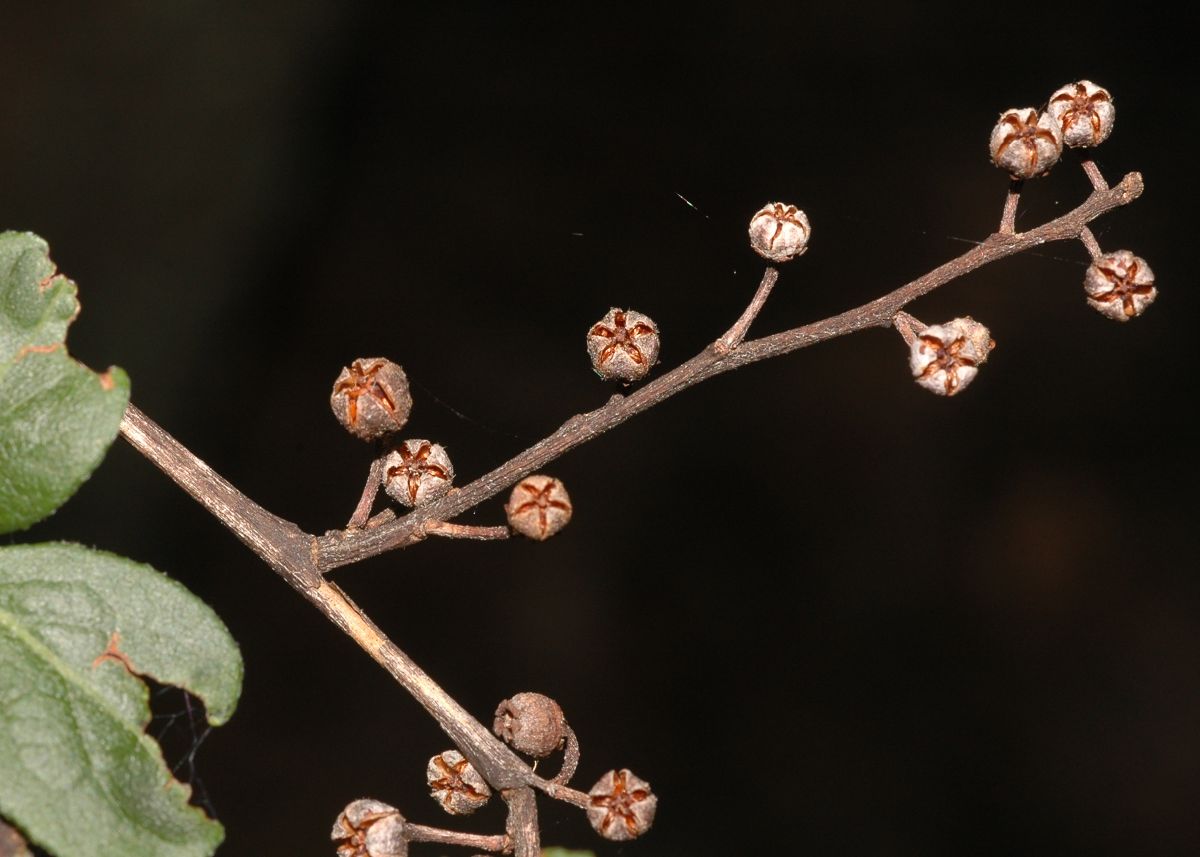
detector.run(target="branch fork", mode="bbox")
[715,266,779,353]
[118,154,1144,857]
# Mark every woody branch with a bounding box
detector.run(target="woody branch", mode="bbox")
[120,78,1144,852]
[314,169,1142,572]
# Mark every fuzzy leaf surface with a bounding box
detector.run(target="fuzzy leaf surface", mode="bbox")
[0,543,242,857]
[0,232,129,533]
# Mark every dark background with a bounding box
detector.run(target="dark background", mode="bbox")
[4,3,1197,856]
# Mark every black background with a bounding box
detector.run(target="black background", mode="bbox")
[4,3,1197,856]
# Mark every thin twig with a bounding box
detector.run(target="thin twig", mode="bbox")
[547,725,580,785]
[426,521,510,540]
[347,455,384,529]
[405,824,510,852]
[999,179,1023,235]
[716,266,779,351]
[1078,226,1103,260]
[536,779,590,809]
[1082,159,1109,192]
[892,311,924,347]
[317,171,1144,573]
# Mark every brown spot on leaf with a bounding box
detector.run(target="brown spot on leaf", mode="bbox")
[91,631,139,675]
[14,343,60,361]
[37,266,59,292]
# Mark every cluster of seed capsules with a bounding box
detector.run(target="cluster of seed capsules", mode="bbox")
[747,79,1156,398]
[989,80,1156,325]
[754,213,997,392]
[326,290,675,526]
[330,358,573,537]
[332,692,656,856]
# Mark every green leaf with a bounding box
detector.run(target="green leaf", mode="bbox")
[0,231,130,534]
[0,543,243,857]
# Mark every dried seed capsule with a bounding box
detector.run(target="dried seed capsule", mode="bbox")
[505,475,573,540]
[1084,250,1156,321]
[587,769,658,842]
[909,317,994,397]
[989,108,1063,179]
[426,749,491,815]
[382,440,454,507]
[493,692,567,758]
[331,799,408,857]
[748,202,810,262]
[1047,80,1115,148]
[587,308,660,382]
[331,358,413,441]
